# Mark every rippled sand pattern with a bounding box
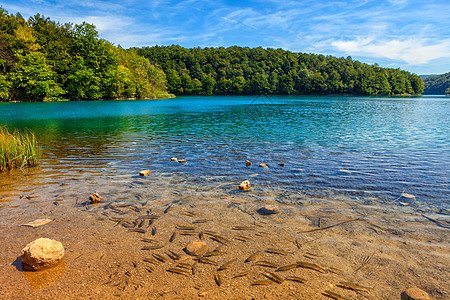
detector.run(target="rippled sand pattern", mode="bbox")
[0,163,449,299]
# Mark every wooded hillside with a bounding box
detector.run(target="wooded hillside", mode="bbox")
[138,45,424,96]
[422,72,450,94]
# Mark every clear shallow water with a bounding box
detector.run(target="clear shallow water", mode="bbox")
[1,95,449,208]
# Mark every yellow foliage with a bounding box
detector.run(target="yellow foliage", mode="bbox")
[15,24,41,51]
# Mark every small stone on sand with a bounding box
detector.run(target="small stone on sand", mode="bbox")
[139,169,151,176]
[258,205,280,215]
[185,240,208,256]
[278,163,284,167]
[239,180,251,191]
[401,287,431,300]
[21,238,65,270]
[23,219,53,228]
[171,157,178,161]
[178,159,187,163]
[89,192,102,204]
[246,160,252,167]
[259,163,268,168]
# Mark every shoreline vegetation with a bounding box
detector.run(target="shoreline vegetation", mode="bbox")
[0,125,41,171]
[1,8,424,103]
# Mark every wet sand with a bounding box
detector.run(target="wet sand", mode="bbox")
[0,168,449,299]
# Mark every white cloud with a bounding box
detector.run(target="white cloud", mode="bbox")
[67,15,133,32]
[387,0,408,6]
[331,37,450,65]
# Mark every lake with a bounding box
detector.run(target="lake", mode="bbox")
[1,95,448,208]
[1,95,449,299]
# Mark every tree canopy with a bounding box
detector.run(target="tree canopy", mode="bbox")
[0,8,170,101]
[137,45,424,96]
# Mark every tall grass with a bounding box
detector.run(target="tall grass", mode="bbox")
[0,126,41,171]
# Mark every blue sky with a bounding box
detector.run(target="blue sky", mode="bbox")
[2,0,450,75]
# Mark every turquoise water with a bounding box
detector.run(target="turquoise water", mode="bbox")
[1,95,448,207]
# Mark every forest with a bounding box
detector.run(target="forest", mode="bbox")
[137,45,424,96]
[0,9,170,102]
[422,72,450,94]
[1,8,425,102]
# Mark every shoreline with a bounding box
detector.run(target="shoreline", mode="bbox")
[1,93,432,103]
[0,94,176,104]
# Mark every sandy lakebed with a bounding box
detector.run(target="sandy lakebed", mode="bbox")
[0,164,449,300]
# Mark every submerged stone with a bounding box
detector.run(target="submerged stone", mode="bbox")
[171,157,178,161]
[257,205,280,215]
[21,238,64,271]
[178,159,187,163]
[239,180,251,191]
[139,169,151,176]
[259,163,268,168]
[185,240,208,256]
[23,219,53,228]
[89,192,102,204]
[246,160,252,167]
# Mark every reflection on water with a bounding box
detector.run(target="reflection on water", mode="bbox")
[0,96,448,208]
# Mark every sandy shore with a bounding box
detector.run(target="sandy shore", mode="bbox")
[0,168,449,299]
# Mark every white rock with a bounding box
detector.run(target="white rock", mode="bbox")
[23,219,53,227]
[21,238,65,270]
[239,180,251,191]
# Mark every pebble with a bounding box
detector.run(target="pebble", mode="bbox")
[171,157,178,161]
[21,238,65,270]
[278,163,284,167]
[139,169,151,176]
[239,180,251,191]
[89,192,102,204]
[246,160,252,167]
[185,240,208,256]
[401,287,431,300]
[258,205,280,215]
[178,159,187,163]
[259,163,268,168]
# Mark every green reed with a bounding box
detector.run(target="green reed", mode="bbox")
[0,126,41,171]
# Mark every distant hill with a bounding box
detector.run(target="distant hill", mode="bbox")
[419,74,437,80]
[422,72,450,94]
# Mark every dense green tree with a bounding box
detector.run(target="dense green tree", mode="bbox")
[201,74,215,95]
[0,8,169,101]
[10,51,64,100]
[180,73,193,94]
[166,69,181,94]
